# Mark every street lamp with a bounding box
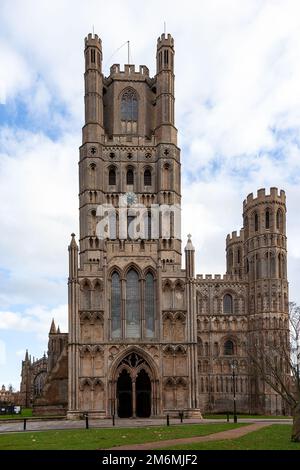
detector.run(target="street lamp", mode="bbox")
[231,359,238,423]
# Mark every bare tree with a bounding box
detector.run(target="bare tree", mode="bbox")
[248,302,300,442]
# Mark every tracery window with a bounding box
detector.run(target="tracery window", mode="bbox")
[110,268,156,339]
[121,89,138,134]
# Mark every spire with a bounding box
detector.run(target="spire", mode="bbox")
[50,318,56,334]
[68,233,79,280]
[25,349,29,361]
[185,233,195,251]
[57,325,61,334]
[185,234,195,278]
[70,233,78,249]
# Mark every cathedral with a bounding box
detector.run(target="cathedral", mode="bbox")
[20,32,290,418]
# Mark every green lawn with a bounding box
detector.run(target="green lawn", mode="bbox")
[0,423,244,450]
[0,408,32,420]
[165,425,300,450]
[203,413,291,420]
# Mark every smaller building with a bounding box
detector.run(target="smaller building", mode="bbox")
[20,319,68,415]
[0,384,20,406]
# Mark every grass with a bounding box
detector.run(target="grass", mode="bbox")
[203,413,291,419]
[0,423,244,450]
[165,425,300,450]
[0,408,32,420]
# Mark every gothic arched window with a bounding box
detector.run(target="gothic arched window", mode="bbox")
[223,294,233,314]
[244,215,249,239]
[270,252,276,277]
[276,209,283,231]
[228,249,233,270]
[81,281,91,310]
[126,269,140,338]
[162,163,170,189]
[145,272,155,338]
[254,212,259,232]
[109,168,116,186]
[265,209,270,229]
[111,272,121,338]
[224,340,234,356]
[121,88,138,134]
[144,169,152,186]
[127,169,134,185]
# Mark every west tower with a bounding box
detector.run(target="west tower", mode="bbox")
[67,33,201,419]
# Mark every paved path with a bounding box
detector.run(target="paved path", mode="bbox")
[107,422,274,450]
[0,417,292,434]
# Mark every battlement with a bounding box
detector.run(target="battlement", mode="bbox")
[196,274,242,282]
[157,33,174,48]
[226,229,244,245]
[85,33,102,49]
[243,187,286,210]
[109,64,150,79]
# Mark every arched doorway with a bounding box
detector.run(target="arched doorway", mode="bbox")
[136,369,151,417]
[113,352,157,418]
[117,370,132,418]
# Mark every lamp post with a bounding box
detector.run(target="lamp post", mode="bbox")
[231,359,238,423]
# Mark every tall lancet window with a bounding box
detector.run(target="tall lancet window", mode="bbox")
[111,272,121,338]
[145,272,155,338]
[126,269,140,338]
[121,88,138,134]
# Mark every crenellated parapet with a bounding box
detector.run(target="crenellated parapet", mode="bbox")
[243,187,286,212]
[109,64,150,80]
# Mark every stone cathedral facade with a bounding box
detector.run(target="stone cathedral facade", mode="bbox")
[22,32,290,418]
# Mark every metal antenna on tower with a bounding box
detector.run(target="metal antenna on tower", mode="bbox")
[92,24,94,36]
[164,21,166,35]
[127,41,130,64]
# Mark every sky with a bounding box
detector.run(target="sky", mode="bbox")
[1,0,300,389]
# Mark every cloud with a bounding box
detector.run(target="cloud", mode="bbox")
[0,304,68,342]
[1,0,300,386]
[0,43,32,104]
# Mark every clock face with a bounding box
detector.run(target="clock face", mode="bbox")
[123,192,137,207]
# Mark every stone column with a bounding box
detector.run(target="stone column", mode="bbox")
[132,380,136,417]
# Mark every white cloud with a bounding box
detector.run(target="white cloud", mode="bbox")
[0,42,32,104]
[0,304,68,342]
[0,0,300,370]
